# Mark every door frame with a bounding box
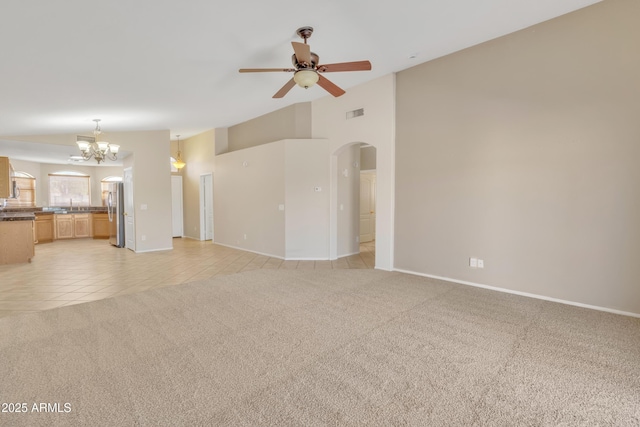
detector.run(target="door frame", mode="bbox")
[123,167,135,251]
[199,173,214,241]
[171,175,184,238]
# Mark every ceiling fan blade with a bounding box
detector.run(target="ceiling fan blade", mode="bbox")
[317,61,372,73]
[273,78,296,98]
[291,41,311,65]
[317,75,345,97]
[239,68,295,73]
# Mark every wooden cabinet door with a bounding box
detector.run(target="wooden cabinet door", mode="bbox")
[0,221,35,265]
[55,215,74,239]
[35,216,54,243]
[92,213,109,239]
[73,214,90,238]
[0,156,10,199]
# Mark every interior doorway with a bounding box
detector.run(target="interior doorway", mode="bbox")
[359,171,376,244]
[331,142,377,265]
[358,144,376,263]
[200,173,213,241]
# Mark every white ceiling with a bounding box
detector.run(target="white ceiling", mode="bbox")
[1,0,599,145]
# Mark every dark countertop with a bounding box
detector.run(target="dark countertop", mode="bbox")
[1,208,108,215]
[0,212,36,221]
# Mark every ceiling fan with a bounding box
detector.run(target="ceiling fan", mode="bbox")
[239,27,372,98]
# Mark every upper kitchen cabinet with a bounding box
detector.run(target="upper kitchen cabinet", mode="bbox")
[0,157,10,198]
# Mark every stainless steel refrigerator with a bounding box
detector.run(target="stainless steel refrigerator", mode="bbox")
[108,182,125,247]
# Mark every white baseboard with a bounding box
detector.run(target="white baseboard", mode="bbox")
[286,257,330,261]
[393,268,640,319]
[214,242,284,260]
[134,246,173,254]
[336,250,360,258]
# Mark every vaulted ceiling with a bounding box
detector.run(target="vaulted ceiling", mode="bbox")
[1,0,600,141]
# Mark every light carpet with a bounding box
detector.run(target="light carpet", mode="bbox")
[0,269,638,426]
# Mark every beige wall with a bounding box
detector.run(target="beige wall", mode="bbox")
[227,102,312,152]
[214,141,286,257]
[110,130,172,252]
[360,146,376,171]
[284,139,330,259]
[312,74,396,269]
[213,138,331,259]
[336,144,361,257]
[395,0,640,315]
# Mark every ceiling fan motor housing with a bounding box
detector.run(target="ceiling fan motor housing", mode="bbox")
[292,53,319,69]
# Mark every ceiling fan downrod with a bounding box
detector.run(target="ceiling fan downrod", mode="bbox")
[296,26,313,44]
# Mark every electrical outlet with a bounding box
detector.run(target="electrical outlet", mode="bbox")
[243,234,247,240]
[477,259,484,268]
[141,235,146,241]
[469,258,477,268]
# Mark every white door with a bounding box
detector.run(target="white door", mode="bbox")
[200,173,213,241]
[359,172,376,243]
[171,176,183,237]
[123,167,135,251]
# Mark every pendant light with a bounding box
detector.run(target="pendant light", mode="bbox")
[172,135,186,169]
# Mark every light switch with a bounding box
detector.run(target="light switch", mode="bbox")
[278,204,285,211]
[141,204,148,210]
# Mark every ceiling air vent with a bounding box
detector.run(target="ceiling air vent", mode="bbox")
[346,108,364,120]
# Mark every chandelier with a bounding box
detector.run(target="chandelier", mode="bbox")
[172,135,186,169]
[76,119,120,164]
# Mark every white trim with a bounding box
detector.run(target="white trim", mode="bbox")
[393,268,640,319]
[214,242,284,260]
[134,246,173,253]
[286,257,330,261]
[336,250,360,259]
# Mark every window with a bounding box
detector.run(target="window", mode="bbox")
[49,172,90,207]
[100,176,122,206]
[5,172,36,208]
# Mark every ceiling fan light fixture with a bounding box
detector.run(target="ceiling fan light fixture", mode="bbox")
[294,69,319,89]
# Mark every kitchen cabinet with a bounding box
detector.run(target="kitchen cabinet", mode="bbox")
[0,156,10,199]
[55,213,91,239]
[0,220,35,265]
[34,213,54,244]
[92,213,109,239]
[55,215,73,239]
[74,214,90,238]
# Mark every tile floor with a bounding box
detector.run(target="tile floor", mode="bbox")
[0,238,375,318]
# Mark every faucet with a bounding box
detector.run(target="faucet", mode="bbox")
[70,198,73,210]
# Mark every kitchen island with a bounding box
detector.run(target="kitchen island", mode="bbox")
[0,212,35,265]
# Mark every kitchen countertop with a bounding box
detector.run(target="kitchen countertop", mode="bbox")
[0,212,36,221]
[1,208,107,215]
